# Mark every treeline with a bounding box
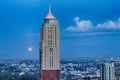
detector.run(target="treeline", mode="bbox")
[0,73,39,80]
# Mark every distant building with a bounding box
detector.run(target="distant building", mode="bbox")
[100,63,115,80]
[40,5,60,80]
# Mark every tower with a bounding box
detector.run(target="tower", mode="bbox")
[100,63,115,80]
[40,5,60,80]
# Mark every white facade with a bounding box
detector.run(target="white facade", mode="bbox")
[40,14,60,70]
[100,63,115,80]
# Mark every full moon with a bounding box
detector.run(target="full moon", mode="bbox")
[28,47,32,52]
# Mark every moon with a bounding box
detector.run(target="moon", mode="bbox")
[28,47,32,52]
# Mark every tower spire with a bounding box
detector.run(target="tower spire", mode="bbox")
[45,3,55,19]
[49,3,51,14]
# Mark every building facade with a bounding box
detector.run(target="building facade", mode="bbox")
[40,6,60,80]
[100,63,115,80]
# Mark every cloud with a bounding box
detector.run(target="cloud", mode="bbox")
[66,17,120,32]
[66,17,93,32]
[96,18,120,30]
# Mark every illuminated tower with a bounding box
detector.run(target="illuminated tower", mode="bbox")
[40,5,60,80]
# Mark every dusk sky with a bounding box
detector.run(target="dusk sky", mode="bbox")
[0,0,120,59]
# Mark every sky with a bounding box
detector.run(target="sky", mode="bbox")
[0,0,120,59]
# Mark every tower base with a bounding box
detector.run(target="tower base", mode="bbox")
[41,70,60,80]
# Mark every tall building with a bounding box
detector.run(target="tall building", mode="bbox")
[40,5,60,80]
[100,63,115,80]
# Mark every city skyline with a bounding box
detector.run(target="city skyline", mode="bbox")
[0,0,120,59]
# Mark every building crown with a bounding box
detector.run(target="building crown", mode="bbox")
[45,4,55,19]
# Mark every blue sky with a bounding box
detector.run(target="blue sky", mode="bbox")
[0,0,120,59]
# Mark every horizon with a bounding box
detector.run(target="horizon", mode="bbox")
[0,0,120,59]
